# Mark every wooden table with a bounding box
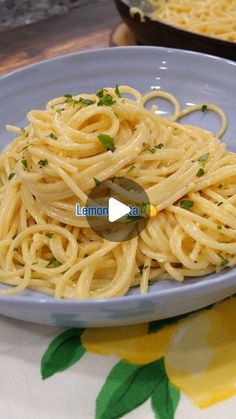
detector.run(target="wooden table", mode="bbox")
[0,0,128,76]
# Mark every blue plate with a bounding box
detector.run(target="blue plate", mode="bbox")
[1,46,236,326]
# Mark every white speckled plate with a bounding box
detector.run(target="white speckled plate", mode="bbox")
[1,47,236,327]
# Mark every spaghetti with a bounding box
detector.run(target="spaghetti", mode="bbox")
[149,0,236,42]
[0,85,235,299]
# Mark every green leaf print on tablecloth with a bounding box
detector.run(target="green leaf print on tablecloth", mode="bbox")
[41,328,85,379]
[41,296,236,416]
[96,358,180,419]
[151,367,180,419]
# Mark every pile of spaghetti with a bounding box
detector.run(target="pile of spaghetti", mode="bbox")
[0,85,236,299]
[149,0,236,42]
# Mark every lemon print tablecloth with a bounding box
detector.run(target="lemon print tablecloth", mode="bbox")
[1,296,236,419]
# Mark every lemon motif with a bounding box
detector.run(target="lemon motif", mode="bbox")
[165,298,236,407]
[82,322,176,365]
[82,297,236,408]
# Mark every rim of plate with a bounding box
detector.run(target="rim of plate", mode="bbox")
[0,46,236,306]
[1,267,235,305]
[1,46,236,82]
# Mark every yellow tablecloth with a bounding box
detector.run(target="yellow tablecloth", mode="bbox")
[1,296,236,419]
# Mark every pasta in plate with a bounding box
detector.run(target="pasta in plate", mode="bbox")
[0,85,235,300]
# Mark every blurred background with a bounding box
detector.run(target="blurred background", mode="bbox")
[0,0,235,77]
[0,0,125,76]
[0,0,102,27]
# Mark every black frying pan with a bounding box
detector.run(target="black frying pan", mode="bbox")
[115,0,236,60]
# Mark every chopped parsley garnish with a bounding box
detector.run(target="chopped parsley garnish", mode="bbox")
[221,259,229,266]
[115,84,121,98]
[45,232,54,239]
[96,89,106,98]
[149,280,155,286]
[38,159,48,167]
[217,225,222,230]
[46,258,62,268]
[8,172,15,181]
[79,97,95,106]
[127,165,136,173]
[20,145,29,152]
[155,143,164,149]
[56,108,65,113]
[180,200,194,210]
[93,177,101,186]
[48,132,57,140]
[139,265,149,274]
[142,142,148,147]
[196,167,205,177]
[217,202,223,206]
[31,262,38,265]
[114,112,119,119]
[201,104,208,113]
[197,153,209,162]
[98,94,116,107]
[21,128,29,137]
[219,254,229,267]
[64,94,95,107]
[64,94,78,107]
[21,159,28,170]
[96,89,116,106]
[64,93,73,100]
[98,133,116,152]
[218,183,224,189]
[149,143,165,153]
